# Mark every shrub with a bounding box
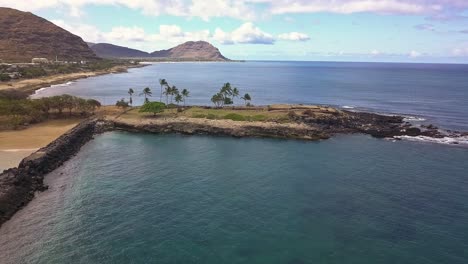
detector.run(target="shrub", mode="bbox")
[0,89,29,100]
[192,113,207,118]
[116,99,130,108]
[206,114,218,120]
[0,73,11,82]
[223,113,246,121]
[139,101,166,116]
[249,115,267,121]
[287,111,298,119]
[19,67,47,78]
[302,109,316,117]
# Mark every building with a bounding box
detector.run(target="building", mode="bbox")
[32,58,49,64]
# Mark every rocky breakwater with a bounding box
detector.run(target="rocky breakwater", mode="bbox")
[0,119,98,227]
[290,108,449,138]
[110,117,330,141]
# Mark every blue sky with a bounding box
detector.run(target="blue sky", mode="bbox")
[2,0,468,63]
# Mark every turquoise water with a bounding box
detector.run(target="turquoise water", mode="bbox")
[1,132,468,263]
[32,61,468,131]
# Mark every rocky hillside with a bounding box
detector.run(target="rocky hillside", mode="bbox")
[151,41,228,61]
[90,43,151,58]
[0,7,97,63]
[90,41,229,61]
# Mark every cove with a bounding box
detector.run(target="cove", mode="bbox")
[1,132,468,264]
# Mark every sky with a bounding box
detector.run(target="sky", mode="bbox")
[2,0,468,63]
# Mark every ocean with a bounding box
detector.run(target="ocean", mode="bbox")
[32,61,468,131]
[3,61,467,263]
[1,133,468,263]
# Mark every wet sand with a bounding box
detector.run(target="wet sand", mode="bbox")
[0,119,81,171]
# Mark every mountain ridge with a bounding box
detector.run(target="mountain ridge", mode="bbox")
[0,7,97,63]
[91,41,229,61]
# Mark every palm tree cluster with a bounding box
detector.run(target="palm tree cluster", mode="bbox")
[126,80,190,107]
[211,82,251,107]
[159,79,190,106]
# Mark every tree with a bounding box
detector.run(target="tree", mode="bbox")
[232,87,239,104]
[163,86,170,104]
[116,98,130,109]
[61,94,75,116]
[220,82,233,99]
[139,101,166,116]
[175,93,183,106]
[211,93,224,107]
[159,79,168,102]
[170,86,178,104]
[86,99,101,113]
[181,88,190,106]
[128,88,134,105]
[241,93,251,106]
[140,87,152,103]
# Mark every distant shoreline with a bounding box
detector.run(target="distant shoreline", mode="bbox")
[0,63,146,94]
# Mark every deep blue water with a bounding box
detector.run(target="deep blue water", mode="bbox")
[1,133,468,264]
[32,61,468,131]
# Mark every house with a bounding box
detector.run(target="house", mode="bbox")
[32,58,49,64]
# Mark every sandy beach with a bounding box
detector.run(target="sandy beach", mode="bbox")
[0,119,81,171]
[0,65,137,93]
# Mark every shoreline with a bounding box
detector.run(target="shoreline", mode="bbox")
[1,105,467,227]
[0,64,146,94]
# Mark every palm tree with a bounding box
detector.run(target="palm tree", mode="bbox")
[181,89,190,106]
[211,93,224,108]
[175,93,183,106]
[241,93,251,106]
[170,86,178,104]
[220,82,232,98]
[140,87,152,103]
[163,86,170,104]
[232,87,239,104]
[159,79,168,102]
[128,88,134,105]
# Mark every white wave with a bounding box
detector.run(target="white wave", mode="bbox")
[395,135,468,146]
[34,87,47,94]
[403,116,426,122]
[51,81,74,88]
[0,148,38,152]
[342,105,355,109]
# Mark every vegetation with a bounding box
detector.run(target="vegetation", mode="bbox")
[181,88,190,106]
[139,101,166,116]
[140,87,152,103]
[128,88,134,105]
[159,79,168,102]
[116,99,130,109]
[241,93,252,106]
[0,91,101,130]
[0,73,11,82]
[211,82,251,107]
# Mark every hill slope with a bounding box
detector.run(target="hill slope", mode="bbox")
[0,7,97,63]
[151,41,228,61]
[90,43,151,58]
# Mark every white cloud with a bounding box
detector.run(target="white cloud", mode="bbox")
[213,22,275,44]
[409,50,422,58]
[452,46,468,56]
[370,49,381,56]
[278,32,310,41]
[3,0,468,20]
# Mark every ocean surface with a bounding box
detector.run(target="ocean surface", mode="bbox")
[1,132,468,263]
[32,61,468,131]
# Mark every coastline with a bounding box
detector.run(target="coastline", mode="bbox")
[0,64,145,93]
[1,104,467,227]
[0,119,82,171]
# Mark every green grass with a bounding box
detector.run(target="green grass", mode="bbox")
[129,106,291,123]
